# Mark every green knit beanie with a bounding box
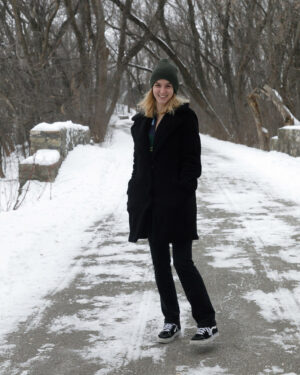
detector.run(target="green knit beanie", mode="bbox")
[150,59,179,93]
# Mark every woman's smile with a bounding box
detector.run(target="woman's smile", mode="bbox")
[152,79,174,108]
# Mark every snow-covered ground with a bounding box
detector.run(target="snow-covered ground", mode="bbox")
[203,135,300,206]
[0,114,133,343]
[0,114,300,374]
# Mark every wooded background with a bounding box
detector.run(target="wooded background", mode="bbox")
[0,0,299,177]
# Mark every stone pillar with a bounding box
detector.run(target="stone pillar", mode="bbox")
[30,129,68,157]
[19,121,90,186]
[269,136,278,151]
[277,126,300,157]
[19,150,62,187]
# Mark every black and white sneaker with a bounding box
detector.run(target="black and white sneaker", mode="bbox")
[158,323,181,344]
[190,326,219,345]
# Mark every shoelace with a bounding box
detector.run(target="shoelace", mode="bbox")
[162,323,175,332]
[197,327,211,335]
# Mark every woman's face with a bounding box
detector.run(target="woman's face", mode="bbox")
[152,79,174,107]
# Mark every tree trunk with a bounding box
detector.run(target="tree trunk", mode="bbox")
[0,145,5,178]
[247,92,270,150]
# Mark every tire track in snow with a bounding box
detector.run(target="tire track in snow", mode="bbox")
[215,178,278,277]
[202,146,299,283]
[125,289,153,362]
[215,174,299,285]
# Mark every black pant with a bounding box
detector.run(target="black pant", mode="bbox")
[148,237,216,328]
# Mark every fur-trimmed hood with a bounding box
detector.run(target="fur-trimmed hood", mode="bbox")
[131,101,190,122]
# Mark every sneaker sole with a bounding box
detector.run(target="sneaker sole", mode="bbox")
[189,332,219,346]
[158,330,181,344]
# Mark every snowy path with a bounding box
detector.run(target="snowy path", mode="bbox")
[0,125,300,374]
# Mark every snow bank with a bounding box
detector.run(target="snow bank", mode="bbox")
[202,134,300,205]
[0,121,133,343]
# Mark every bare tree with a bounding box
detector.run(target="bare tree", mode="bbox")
[112,0,299,146]
[0,0,300,178]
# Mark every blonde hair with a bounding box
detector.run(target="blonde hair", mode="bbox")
[137,89,189,118]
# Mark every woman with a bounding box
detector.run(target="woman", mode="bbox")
[127,59,218,345]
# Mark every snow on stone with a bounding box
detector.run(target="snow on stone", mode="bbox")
[21,149,60,165]
[279,124,300,130]
[32,120,88,132]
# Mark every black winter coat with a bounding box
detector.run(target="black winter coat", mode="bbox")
[127,103,201,243]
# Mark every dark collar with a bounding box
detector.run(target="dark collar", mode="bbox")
[131,103,189,157]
